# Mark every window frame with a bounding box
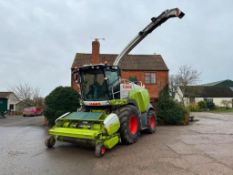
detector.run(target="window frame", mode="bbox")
[145,72,156,84]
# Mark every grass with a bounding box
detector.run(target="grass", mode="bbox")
[187,105,233,113]
[210,107,233,113]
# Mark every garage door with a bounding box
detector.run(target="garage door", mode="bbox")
[0,98,8,112]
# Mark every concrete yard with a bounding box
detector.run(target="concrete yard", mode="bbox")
[0,112,233,175]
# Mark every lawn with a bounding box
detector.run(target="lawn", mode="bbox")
[210,107,233,113]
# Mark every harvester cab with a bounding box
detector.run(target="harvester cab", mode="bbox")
[78,64,121,103]
[45,8,185,157]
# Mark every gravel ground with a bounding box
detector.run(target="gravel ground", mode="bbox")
[0,113,233,175]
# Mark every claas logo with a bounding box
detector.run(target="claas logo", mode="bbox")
[89,102,101,106]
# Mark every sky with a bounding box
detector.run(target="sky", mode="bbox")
[0,0,233,96]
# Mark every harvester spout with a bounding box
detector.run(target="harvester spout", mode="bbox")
[113,8,185,66]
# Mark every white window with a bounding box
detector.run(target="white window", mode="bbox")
[145,73,156,84]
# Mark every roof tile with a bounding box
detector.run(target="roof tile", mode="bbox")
[72,53,168,71]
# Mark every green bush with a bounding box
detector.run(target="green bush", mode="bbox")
[197,101,207,110]
[44,86,80,126]
[187,103,199,112]
[157,92,188,125]
[206,101,215,110]
[128,76,138,83]
[197,100,215,111]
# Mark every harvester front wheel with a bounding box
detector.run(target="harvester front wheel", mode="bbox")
[95,144,106,157]
[118,105,140,144]
[45,136,56,148]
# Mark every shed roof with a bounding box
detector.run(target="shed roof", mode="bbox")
[72,53,169,71]
[181,86,233,98]
[0,92,13,98]
[201,79,233,87]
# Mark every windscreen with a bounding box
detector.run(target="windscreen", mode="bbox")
[105,69,120,99]
[80,69,109,101]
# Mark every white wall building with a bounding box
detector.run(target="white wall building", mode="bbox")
[0,92,20,112]
[174,86,233,108]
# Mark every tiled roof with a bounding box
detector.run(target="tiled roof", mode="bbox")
[72,53,168,71]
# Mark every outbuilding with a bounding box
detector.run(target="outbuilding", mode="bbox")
[175,80,233,108]
[0,92,20,112]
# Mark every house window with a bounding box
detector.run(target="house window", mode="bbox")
[190,97,195,103]
[204,98,213,103]
[10,104,14,111]
[145,73,156,84]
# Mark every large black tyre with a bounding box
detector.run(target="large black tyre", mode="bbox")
[146,110,157,134]
[117,105,140,144]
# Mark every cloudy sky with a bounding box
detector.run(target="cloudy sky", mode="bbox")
[0,0,233,96]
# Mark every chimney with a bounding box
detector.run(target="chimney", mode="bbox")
[91,39,100,64]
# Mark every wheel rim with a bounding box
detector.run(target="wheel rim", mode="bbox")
[129,115,138,135]
[150,115,155,129]
[101,146,106,155]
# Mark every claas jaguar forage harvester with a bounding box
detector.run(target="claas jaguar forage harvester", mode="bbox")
[45,8,184,157]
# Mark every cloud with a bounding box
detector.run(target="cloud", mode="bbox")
[0,0,233,96]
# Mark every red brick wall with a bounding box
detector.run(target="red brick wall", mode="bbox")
[121,70,168,99]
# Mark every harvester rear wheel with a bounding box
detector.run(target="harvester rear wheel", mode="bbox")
[117,105,140,144]
[95,144,106,157]
[146,110,156,134]
[45,136,56,148]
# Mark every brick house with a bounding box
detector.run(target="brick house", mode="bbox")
[71,40,169,103]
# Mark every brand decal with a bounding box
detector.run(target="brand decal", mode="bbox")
[88,102,101,106]
[123,84,132,89]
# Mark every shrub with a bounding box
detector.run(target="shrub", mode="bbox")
[157,92,188,125]
[197,100,215,111]
[206,101,215,110]
[187,103,199,112]
[44,86,80,126]
[128,76,138,83]
[197,101,207,110]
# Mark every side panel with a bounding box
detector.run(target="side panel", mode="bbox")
[104,135,120,149]
[128,88,150,112]
[121,70,169,99]
[140,112,148,129]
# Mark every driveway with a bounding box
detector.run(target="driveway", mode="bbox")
[0,113,233,175]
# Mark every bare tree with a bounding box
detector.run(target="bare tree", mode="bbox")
[170,65,201,105]
[176,65,200,87]
[10,83,43,108]
[169,74,179,97]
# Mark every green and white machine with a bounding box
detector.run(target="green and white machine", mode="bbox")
[45,8,184,157]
